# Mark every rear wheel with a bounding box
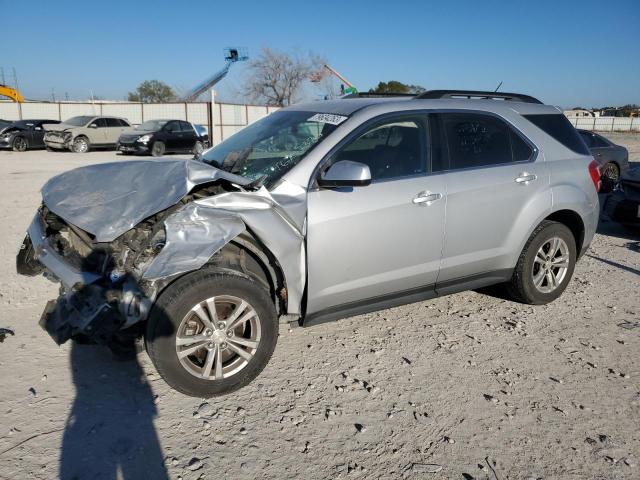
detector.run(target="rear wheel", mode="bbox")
[192,141,204,156]
[71,136,90,153]
[151,141,165,157]
[145,268,278,397]
[600,162,620,193]
[12,136,28,152]
[506,220,576,305]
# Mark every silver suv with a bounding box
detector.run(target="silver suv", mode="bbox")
[44,115,130,153]
[17,90,600,397]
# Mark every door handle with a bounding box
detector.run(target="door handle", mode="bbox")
[515,173,537,185]
[412,191,442,206]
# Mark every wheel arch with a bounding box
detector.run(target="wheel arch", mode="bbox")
[544,209,585,256]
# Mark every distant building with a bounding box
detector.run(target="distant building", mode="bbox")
[563,108,598,118]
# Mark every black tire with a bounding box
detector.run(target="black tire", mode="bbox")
[506,220,576,305]
[600,162,620,194]
[151,141,165,157]
[192,141,204,156]
[145,268,278,397]
[12,136,28,152]
[71,136,90,153]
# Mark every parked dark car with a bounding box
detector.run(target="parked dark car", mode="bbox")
[604,166,640,228]
[0,119,61,151]
[117,119,208,157]
[577,129,629,193]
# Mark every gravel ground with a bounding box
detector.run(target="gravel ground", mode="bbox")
[0,136,638,480]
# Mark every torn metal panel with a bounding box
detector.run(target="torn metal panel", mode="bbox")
[142,181,308,314]
[143,205,245,280]
[41,159,251,242]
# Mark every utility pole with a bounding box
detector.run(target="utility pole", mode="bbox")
[12,67,19,92]
[0,67,5,85]
[51,88,56,102]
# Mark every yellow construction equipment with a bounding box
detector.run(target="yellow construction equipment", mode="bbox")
[0,84,24,103]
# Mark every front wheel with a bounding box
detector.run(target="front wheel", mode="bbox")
[71,136,90,153]
[12,136,28,152]
[151,141,165,157]
[145,268,278,397]
[506,220,576,305]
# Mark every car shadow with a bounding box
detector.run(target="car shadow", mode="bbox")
[56,251,170,480]
[585,254,640,277]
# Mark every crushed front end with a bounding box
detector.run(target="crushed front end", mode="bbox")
[18,205,166,345]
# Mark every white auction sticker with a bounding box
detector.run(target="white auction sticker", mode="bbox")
[307,113,348,125]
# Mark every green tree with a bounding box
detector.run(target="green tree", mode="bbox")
[127,80,177,103]
[369,81,426,95]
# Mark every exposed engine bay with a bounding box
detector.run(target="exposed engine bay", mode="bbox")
[17,159,308,347]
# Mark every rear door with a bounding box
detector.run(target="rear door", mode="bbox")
[306,114,446,316]
[104,118,126,145]
[179,121,197,151]
[432,111,550,285]
[163,121,181,151]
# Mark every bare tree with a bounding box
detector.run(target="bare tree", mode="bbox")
[245,48,322,106]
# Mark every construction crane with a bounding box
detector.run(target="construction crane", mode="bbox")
[0,84,24,102]
[182,48,248,102]
[309,64,358,96]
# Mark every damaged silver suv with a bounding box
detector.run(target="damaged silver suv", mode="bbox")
[17,90,600,397]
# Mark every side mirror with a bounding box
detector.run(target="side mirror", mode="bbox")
[318,160,372,188]
[89,123,98,128]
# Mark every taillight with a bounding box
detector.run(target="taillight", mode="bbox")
[588,159,601,192]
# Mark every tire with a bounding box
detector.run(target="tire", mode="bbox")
[71,136,90,153]
[506,220,576,305]
[192,141,204,156]
[600,162,620,194]
[145,268,278,397]
[151,141,165,157]
[12,136,28,152]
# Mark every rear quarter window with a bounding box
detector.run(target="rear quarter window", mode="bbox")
[524,114,590,155]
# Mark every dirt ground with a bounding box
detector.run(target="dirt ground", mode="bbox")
[0,135,638,480]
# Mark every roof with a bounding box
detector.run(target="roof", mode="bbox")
[288,97,559,117]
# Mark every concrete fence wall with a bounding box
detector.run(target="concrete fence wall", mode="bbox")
[567,116,639,132]
[0,101,281,145]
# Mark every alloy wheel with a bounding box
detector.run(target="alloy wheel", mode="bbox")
[175,295,261,380]
[13,137,27,152]
[532,237,570,294]
[73,138,88,153]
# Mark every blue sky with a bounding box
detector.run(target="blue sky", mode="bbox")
[1,0,638,107]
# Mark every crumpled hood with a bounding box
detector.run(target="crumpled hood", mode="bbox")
[44,123,76,132]
[41,159,253,242]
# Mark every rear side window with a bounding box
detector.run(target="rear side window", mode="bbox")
[117,118,130,127]
[105,118,121,127]
[437,112,533,171]
[524,114,590,155]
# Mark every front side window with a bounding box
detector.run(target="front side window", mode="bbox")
[437,112,533,171]
[92,118,107,128]
[332,117,426,181]
[201,110,340,188]
[164,121,180,133]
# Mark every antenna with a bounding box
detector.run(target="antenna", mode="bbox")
[494,81,503,92]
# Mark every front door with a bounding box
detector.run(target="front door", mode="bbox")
[306,115,446,315]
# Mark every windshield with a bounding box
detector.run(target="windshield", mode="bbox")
[136,119,168,131]
[64,116,94,127]
[201,110,342,188]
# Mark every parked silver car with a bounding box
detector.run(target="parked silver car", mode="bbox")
[17,90,600,397]
[44,115,130,152]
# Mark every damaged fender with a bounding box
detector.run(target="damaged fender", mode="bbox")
[142,181,308,315]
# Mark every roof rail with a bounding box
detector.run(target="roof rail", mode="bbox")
[342,92,416,99]
[414,90,543,104]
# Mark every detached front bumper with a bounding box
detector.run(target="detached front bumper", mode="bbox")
[17,213,151,345]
